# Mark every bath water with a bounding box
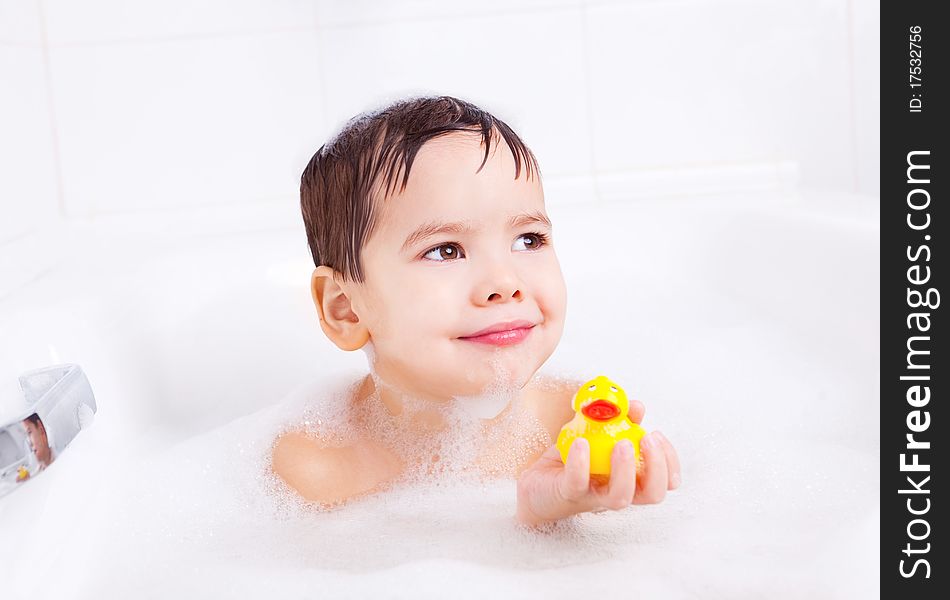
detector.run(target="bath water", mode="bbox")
[45,318,876,598]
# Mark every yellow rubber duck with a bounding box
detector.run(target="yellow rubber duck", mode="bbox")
[556,375,647,475]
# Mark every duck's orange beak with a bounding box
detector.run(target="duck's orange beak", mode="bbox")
[581,399,620,421]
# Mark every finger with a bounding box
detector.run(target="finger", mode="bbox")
[627,400,645,424]
[518,443,564,477]
[633,432,668,504]
[557,438,590,502]
[654,431,682,490]
[601,440,637,510]
[539,443,566,466]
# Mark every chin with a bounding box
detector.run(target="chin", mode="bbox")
[496,353,545,390]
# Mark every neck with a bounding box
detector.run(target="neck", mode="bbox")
[356,374,449,433]
[357,373,526,434]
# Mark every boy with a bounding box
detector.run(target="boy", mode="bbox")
[22,413,56,477]
[272,95,680,526]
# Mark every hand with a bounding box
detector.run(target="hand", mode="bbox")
[515,400,681,526]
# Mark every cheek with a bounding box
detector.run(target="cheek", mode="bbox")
[405,287,459,336]
[530,259,568,319]
[371,274,460,340]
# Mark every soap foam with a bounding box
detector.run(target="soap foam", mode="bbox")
[46,326,878,599]
[357,360,547,483]
[452,351,518,420]
[328,338,553,485]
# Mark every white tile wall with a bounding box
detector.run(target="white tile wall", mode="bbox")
[318,4,591,182]
[586,0,854,192]
[0,44,60,245]
[1,0,880,233]
[48,30,325,216]
[851,0,879,196]
[1,0,57,247]
[313,0,581,27]
[41,0,318,43]
[0,0,42,44]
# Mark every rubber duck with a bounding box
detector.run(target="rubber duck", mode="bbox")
[556,375,647,475]
[16,465,30,482]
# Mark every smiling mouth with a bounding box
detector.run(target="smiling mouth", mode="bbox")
[457,325,535,347]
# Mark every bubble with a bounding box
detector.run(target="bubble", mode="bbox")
[452,351,518,420]
[63,340,877,598]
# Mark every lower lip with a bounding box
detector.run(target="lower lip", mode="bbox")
[459,326,534,347]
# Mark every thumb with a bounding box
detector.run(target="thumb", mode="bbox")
[627,400,645,424]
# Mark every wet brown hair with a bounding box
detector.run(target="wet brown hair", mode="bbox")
[299,95,542,284]
[23,413,44,429]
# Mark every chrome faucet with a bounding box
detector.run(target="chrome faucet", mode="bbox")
[0,364,97,497]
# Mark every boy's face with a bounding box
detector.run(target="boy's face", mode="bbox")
[23,419,51,464]
[345,132,567,400]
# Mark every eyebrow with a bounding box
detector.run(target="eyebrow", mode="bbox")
[401,210,553,253]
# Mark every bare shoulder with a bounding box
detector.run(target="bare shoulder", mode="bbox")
[270,430,356,505]
[271,429,402,506]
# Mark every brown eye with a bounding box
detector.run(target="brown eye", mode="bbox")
[513,232,549,252]
[423,243,464,261]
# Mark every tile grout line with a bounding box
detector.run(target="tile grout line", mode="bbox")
[38,3,585,48]
[579,0,601,205]
[315,1,583,31]
[36,0,67,220]
[47,24,321,48]
[0,40,42,47]
[845,0,860,194]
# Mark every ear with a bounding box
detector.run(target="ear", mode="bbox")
[311,266,370,351]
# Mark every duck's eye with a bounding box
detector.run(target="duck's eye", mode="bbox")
[588,384,596,391]
[610,386,617,392]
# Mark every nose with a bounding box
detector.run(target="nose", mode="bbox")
[472,262,524,306]
[487,287,522,303]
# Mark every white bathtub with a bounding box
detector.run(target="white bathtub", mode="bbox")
[0,189,879,598]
